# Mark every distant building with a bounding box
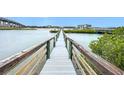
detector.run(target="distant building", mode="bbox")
[63,26,76,30]
[91,27,116,31]
[77,24,92,29]
[47,25,52,28]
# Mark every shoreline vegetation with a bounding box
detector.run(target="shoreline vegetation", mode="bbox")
[49,30,59,33]
[50,29,97,33]
[64,29,97,33]
[0,27,36,30]
[89,27,124,70]
[49,29,112,34]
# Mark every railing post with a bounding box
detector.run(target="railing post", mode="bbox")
[65,38,67,48]
[56,33,58,41]
[46,40,50,59]
[63,33,67,48]
[69,41,73,60]
[56,34,58,41]
[53,37,56,47]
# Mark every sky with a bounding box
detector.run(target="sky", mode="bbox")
[6,17,124,27]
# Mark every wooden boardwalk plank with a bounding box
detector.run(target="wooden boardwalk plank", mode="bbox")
[40,32,76,75]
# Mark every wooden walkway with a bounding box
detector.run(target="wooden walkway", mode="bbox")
[40,32,76,75]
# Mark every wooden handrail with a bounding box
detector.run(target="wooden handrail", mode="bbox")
[63,32,124,75]
[0,31,60,74]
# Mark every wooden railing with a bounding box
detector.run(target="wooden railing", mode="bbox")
[63,32,124,75]
[0,31,60,75]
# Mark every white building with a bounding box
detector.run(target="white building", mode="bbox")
[77,24,92,29]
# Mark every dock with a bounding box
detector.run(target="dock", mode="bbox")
[0,30,123,75]
[40,32,76,75]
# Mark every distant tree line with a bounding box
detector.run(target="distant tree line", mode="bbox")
[26,26,61,28]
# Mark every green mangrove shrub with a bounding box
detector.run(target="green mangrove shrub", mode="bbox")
[89,27,124,70]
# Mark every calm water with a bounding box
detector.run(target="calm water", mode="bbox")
[0,30,101,61]
[0,29,55,60]
[66,33,101,51]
